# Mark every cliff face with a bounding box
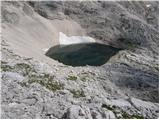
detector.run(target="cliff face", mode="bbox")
[1,1,159,119]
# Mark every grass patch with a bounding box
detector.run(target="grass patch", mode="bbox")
[1,61,63,92]
[1,62,36,76]
[18,82,29,87]
[28,73,63,91]
[122,112,144,119]
[1,64,13,72]
[67,75,77,81]
[15,63,36,76]
[97,77,106,80]
[1,61,12,72]
[1,61,8,64]
[102,104,144,119]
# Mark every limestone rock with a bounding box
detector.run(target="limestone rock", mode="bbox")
[1,1,158,119]
[64,105,92,119]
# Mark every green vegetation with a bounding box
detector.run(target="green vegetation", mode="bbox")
[97,77,105,80]
[2,61,63,92]
[15,63,36,76]
[1,62,36,76]
[101,104,115,111]
[70,89,85,98]
[1,61,8,64]
[18,73,63,92]
[101,104,144,119]
[1,60,12,72]
[67,75,77,81]
[121,111,144,119]
[32,80,63,91]
[28,73,63,91]
[1,64,13,72]
[18,82,28,87]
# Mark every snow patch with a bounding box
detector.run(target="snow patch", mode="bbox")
[59,32,95,45]
[146,4,151,8]
[42,48,49,52]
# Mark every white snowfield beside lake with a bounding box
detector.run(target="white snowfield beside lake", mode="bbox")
[59,32,96,45]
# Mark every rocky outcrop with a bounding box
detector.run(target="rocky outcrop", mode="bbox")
[1,40,159,119]
[1,1,159,119]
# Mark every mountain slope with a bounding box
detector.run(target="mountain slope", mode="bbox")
[1,1,159,119]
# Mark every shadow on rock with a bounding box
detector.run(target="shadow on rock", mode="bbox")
[104,63,159,102]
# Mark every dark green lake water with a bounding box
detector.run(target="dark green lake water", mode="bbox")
[46,43,121,66]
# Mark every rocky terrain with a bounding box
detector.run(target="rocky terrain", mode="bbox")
[1,1,159,119]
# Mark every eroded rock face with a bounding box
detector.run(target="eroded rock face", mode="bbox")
[29,1,158,53]
[1,1,159,119]
[63,105,92,119]
[1,40,159,119]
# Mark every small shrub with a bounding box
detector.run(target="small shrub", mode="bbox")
[67,75,77,81]
[122,111,144,119]
[28,73,63,91]
[15,63,36,76]
[1,64,13,72]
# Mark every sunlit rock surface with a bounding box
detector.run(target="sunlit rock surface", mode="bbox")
[1,1,159,119]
